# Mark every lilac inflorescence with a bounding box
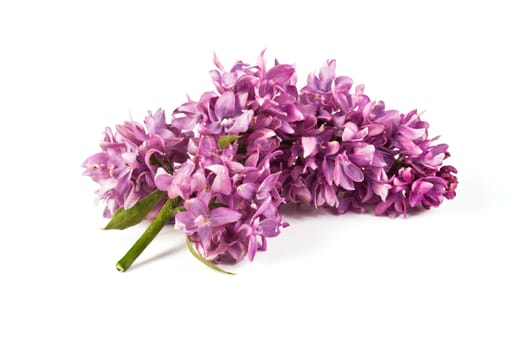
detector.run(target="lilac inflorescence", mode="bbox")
[83,51,457,263]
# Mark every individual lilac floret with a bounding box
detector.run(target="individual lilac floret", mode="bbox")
[175,194,242,251]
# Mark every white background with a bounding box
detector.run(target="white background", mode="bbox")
[1,1,526,349]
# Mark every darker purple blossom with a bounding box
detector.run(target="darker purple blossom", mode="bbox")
[409,177,448,209]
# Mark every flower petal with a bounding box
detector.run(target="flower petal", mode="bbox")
[253,196,273,219]
[399,125,426,139]
[257,172,281,199]
[319,59,336,91]
[185,197,209,216]
[322,157,335,185]
[206,164,232,195]
[258,218,280,237]
[324,184,338,207]
[342,122,359,142]
[170,161,195,199]
[175,211,197,231]
[335,76,353,91]
[284,104,304,122]
[190,169,206,194]
[302,136,317,158]
[373,181,391,202]
[197,226,214,249]
[335,165,355,190]
[209,207,242,227]
[247,235,258,261]
[215,91,235,119]
[352,144,374,166]
[237,182,257,200]
[265,64,295,83]
[226,109,253,134]
[212,51,224,71]
[398,137,423,155]
[409,181,434,207]
[342,159,364,182]
[154,168,172,192]
[198,136,217,156]
[123,188,142,210]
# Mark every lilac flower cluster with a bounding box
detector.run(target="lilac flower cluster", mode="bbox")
[154,137,287,262]
[278,61,458,218]
[82,109,189,218]
[83,51,457,265]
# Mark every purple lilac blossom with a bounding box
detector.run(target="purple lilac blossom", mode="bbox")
[82,109,188,218]
[157,137,287,263]
[83,52,458,263]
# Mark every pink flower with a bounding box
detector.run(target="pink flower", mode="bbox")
[176,196,242,250]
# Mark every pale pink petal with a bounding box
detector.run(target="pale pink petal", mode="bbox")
[302,136,317,158]
[212,51,224,71]
[319,59,336,91]
[206,164,232,195]
[154,168,172,192]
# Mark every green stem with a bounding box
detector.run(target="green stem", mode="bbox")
[116,198,181,272]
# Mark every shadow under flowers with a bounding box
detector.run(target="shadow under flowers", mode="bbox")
[128,237,186,271]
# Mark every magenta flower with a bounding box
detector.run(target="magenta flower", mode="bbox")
[409,177,448,209]
[238,215,282,262]
[375,167,414,218]
[437,165,458,199]
[205,91,254,135]
[155,160,198,200]
[175,195,242,250]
